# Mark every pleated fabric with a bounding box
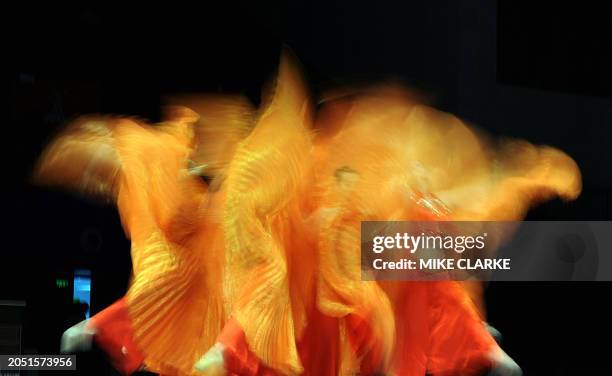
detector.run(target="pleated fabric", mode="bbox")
[310,85,582,375]
[220,51,314,376]
[33,108,225,376]
[112,115,225,376]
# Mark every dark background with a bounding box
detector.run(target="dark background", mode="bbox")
[3,1,612,375]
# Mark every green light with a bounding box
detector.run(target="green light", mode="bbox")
[56,279,69,288]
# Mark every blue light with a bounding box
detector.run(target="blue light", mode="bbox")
[73,270,92,319]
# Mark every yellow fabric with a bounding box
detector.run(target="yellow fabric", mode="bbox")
[309,88,581,374]
[103,117,222,376]
[220,52,313,375]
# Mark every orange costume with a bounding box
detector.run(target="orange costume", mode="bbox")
[34,51,581,376]
[309,83,579,375]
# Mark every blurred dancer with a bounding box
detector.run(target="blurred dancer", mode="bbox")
[311,85,580,375]
[35,100,230,375]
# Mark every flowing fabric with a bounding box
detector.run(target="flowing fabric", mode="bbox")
[310,85,580,374]
[36,108,226,375]
[34,52,581,376]
[87,298,145,375]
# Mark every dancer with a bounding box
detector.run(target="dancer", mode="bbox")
[310,85,580,375]
[35,102,233,375]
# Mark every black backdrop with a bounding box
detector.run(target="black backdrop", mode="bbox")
[4,1,612,374]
